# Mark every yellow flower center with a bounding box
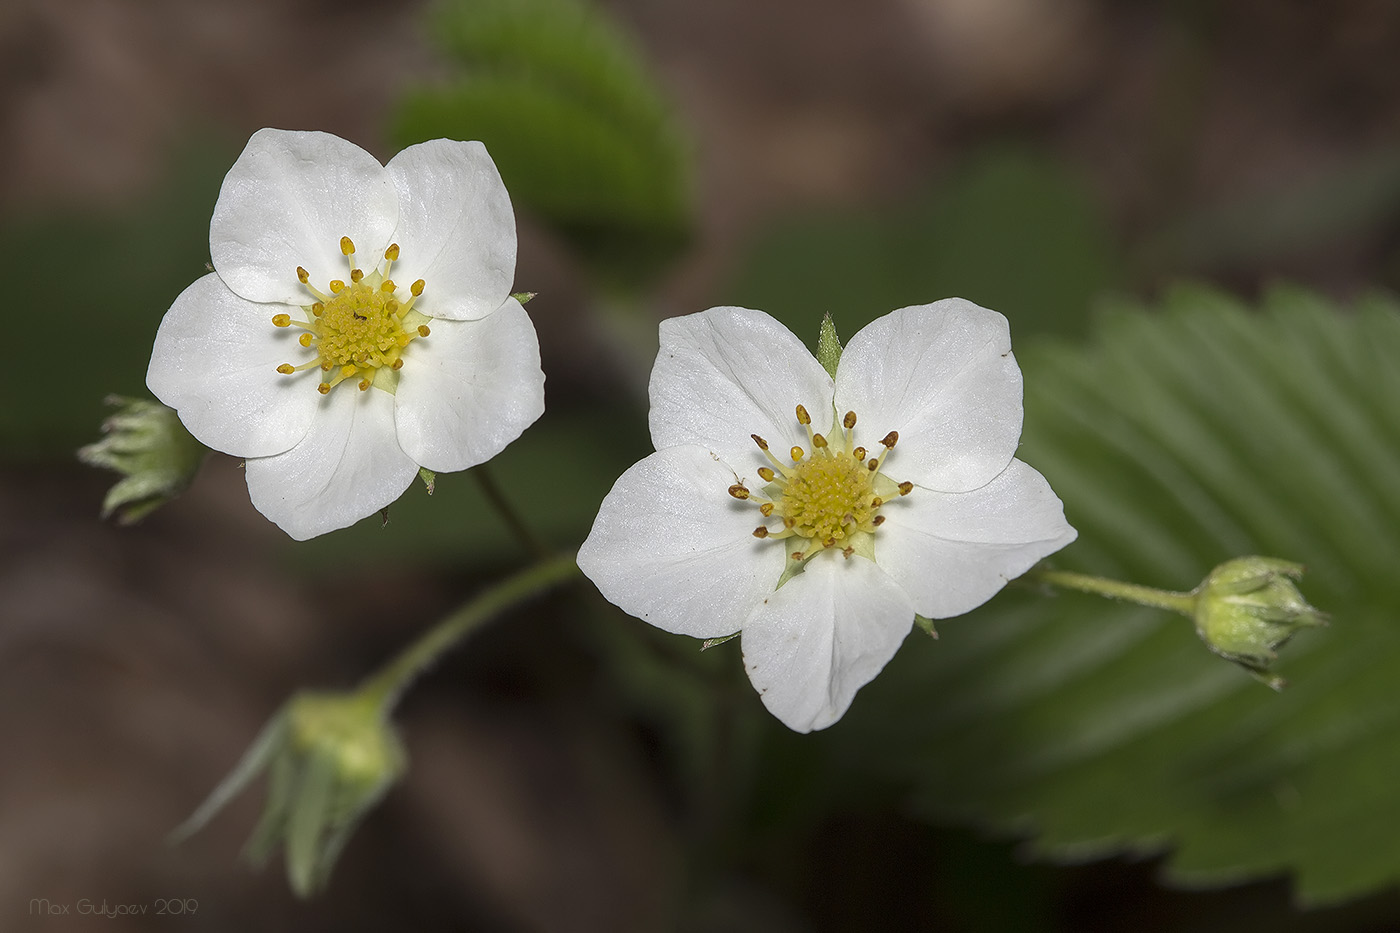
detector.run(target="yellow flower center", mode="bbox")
[273,237,430,395]
[730,405,912,567]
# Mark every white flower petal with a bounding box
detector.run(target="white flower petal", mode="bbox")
[741,554,914,733]
[649,307,835,467]
[393,298,544,472]
[384,139,516,322]
[578,445,786,639]
[210,129,398,306]
[244,386,419,541]
[146,273,317,458]
[835,299,1023,493]
[876,458,1077,619]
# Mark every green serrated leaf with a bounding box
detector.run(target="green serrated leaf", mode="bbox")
[815,285,1400,905]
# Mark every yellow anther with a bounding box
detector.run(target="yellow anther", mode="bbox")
[728,484,750,500]
[791,446,805,462]
[758,467,776,482]
[381,280,395,293]
[871,497,883,508]
[272,313,292,327]
[317,383,331,395]
[391,359,404,370]
[759,502,774,516]
[791,550,805,561]
[276,363,295,375]
[812,434,828,449]
[898,481,913,495]
[751,434,769,450]
[881,431,899,449]
[311,302,324,316]
[868,459,879,471]
[795,404,811,425]
[843,411,857,429]
[417,324,430,337]
[299,333,314,347]
[411,279,425,296]
[340,364,357,377]
[350,268,364,283]
[329,280,345,293]
[753,527,769,539]
[384,243,400,261]
[358,379,371,391]
[340,236,355,256]
[321,361,333,371]
[385,299,399,314]
[297,266,309,284]
[853,447,866,461]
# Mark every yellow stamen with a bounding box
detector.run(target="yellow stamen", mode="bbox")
[278,238,434,396]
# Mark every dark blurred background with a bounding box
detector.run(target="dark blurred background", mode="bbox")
[5,0,1400,930]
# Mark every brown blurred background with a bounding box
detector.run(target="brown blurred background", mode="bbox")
[5,1,1400,930]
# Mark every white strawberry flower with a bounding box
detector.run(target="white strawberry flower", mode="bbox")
[147,129,544,540]
[578,301,1076,732]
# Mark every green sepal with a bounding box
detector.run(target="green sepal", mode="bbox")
[1190,556,1327,687]
[913,614,939,639]
[511,291,537,305]
[172,688,407,899]
[78,396,207,524]
[816,313,842,379]
[701,632,740,651]
[418,467,436,495]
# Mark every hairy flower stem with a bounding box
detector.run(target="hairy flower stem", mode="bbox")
[359,551,582,711]
[1028,568,1196,616]
[473,462,549,558]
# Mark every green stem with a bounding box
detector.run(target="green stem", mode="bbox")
[1029,568,1196,616]
[359,551,581,710]
[472,463,548,558]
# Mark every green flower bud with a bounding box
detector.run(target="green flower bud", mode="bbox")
[1191,557,1328,689]
[77,395,205,523]
[171,689,406,898]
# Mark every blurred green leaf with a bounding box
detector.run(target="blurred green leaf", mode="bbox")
[394,0,692,284]
[0,140,234,461]
[811,284,1400,905]
[723,149,1120,344]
